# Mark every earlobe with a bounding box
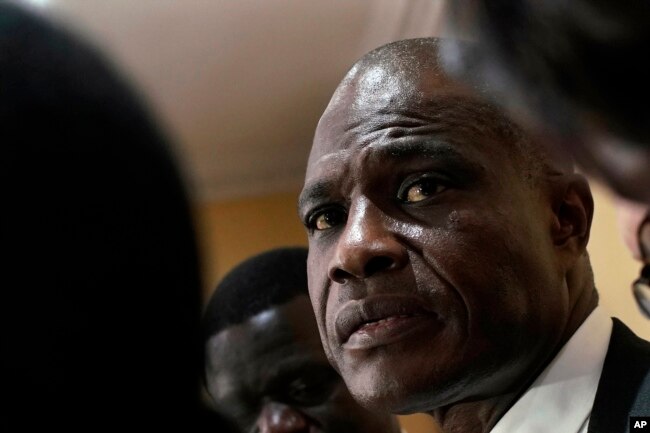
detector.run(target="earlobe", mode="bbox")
[550,174,594,252]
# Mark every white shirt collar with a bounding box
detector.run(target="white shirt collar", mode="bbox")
[490,307,612,433]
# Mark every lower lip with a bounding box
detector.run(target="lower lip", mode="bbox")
[343,315,439,350]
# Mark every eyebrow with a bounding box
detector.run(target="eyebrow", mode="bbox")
[298,179,337,215]
[299,140,470,213]
[371,139,464,160]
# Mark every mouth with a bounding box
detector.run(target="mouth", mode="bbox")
[335,294,439,350]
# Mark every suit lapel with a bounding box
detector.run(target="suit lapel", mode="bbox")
[588,318,650,433]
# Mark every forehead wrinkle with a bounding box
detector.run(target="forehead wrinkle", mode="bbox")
[301,150,355,210]
[365,139,463,160]
[357,139,485,185]
[384,96,498,133]
[348,95,531,171]
[328,92,499,148]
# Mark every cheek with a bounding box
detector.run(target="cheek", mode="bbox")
[307,249,328,323]
[418,209,545,312]
[418,209,512,265]
[307,250,337,360]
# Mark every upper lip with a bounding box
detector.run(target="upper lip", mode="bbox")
[334,294,436,343]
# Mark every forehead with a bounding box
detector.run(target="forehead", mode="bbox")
[310,64,463,162]
[309,64,506,169]
[206,296,327,387]
[304,70,516,195]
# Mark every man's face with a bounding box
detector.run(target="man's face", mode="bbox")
[299,66,571,413]
[205,295,397,433]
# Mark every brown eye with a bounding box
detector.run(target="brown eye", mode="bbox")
[286,373,339,406]
[312,209,345,230]
[401,178,446,203]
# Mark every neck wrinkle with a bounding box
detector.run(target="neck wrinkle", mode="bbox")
[563,256,598,350]
[430,389,521,433]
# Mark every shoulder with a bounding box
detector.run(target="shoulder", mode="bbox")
[607,318,650,368]
[588,318,650,433]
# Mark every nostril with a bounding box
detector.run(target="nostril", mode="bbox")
[364,256,395,277]
[330,254,403,283]
[329,235,408,282]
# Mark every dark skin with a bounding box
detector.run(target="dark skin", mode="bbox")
[298,43,598,432]
[205,295,400,433]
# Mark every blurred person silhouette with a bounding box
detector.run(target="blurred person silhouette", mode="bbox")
[440,1,650,316]
[1,2,235,430]
[203,247,402,433]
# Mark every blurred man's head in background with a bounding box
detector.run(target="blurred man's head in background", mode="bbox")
[204,247,401,433]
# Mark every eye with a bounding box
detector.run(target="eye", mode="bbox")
[286,377,338,406]
[308,208,346,231]
[398,176,447,203]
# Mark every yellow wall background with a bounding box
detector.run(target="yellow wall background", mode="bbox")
[195,191,307,295]
[195,181,648,433]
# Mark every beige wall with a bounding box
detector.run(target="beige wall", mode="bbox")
[195,181,648,433]
[587,181,649,339]
[195,191,307,298]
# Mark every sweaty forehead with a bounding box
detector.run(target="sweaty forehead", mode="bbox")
[207,296,327,375]
[308,63,488,173]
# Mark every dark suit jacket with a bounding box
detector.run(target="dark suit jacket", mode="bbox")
[588,319,650,433]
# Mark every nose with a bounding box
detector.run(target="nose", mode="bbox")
[256,402,310,433]
[328,198,408,283]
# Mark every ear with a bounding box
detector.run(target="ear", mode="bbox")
[549,173,594,254]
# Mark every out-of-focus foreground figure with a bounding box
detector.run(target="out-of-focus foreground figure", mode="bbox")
[443,0,650,203]
[1,2,231,429]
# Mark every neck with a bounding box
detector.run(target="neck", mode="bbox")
[563,257,599,347]
[431,391,520,433]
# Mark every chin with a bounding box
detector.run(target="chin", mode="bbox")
[341,352,485,415]
[345,381,404,413]
[347,380,444,416]
[342,366,433,414]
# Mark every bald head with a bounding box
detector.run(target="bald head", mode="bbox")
[311,38,569,188]
[323,39,466,127]
[335,38,452,106]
